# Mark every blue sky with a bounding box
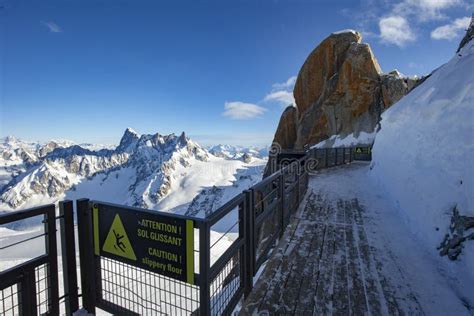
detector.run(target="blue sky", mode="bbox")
[0,0,471,146]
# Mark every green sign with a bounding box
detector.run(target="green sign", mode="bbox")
[355,147,371,154]
[93,203,195,284]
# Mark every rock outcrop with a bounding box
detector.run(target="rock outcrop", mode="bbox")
[272,105,298,150]
[271,30,417,151]
[457,15,473,53]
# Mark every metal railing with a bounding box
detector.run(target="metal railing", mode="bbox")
[196,145,371,314]
[0,205,59,315]
[0,145,371,315]
[0,201,78,316]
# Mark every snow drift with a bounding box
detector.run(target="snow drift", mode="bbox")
[370,38,474,276]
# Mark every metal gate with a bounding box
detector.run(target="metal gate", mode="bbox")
[0,205,59,315]
[77,199,205,315]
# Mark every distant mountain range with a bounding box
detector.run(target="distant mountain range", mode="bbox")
[0,129,266,214]
[207,144,268,161]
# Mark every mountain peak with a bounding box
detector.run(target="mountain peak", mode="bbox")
[125,127,139,137]
[178,132,188,146]
[117,127,140,152]
[3,136,18,144]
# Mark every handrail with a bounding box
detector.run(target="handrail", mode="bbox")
[250,169,281,191]
[0,144,372,316]
[0,203,54,224]
[206,192,245,226]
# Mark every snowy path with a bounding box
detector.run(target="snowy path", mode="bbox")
[241,163,471,315]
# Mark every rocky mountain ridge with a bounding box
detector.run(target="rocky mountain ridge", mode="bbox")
[0,129,209,209]
[0,131,267,214]
[208,144,268,162]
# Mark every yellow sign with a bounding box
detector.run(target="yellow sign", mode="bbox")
[102,214,137,261]
[356,147,362,153]
[94,204,195,284]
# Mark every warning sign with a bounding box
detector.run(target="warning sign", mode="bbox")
[353,146,372,161]
[92,203,195,284]
[355,147,371,154]
[102,214,137,261]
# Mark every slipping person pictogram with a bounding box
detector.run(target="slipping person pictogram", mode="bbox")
[102,214,137,260]
[113,229,126,253]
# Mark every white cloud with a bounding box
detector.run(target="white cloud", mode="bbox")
[264,75,297,106]
[373,0,465,47]
[264,90,295,106]
[41,21,62,33]
[431,16,471,40]
[222,76,296,119]
[393,0,464,21]
[222,102,266,120]
[379,16,416,47]
[271,76,297,90]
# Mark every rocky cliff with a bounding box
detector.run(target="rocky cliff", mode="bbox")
[271,30,417,152]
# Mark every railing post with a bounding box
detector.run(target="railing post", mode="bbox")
[77,199,96,314]
[279,173,285,237]
[19,269,37,316]
[335,147,338,165]
[242,190,254,298]
[325,148,329,167]
[343,147,346,164]
[199,220,211,315]
[59,200,79,315]
[45,205,60,316]
[296,163,300,205]
[248,189,256,276]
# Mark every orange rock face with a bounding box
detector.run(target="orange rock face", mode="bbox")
[271,30,417,151]
[272,106,298,150]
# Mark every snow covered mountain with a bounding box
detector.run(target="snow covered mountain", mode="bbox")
[0,129,266,213]
[208,144,268,161]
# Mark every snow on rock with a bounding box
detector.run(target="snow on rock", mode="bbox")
[370,38,474,284]
[311,131,376,148]
[331,29,358,35]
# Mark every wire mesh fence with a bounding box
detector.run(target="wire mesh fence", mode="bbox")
[210,250,241,316]
[0,204,64,316]
[0,283,20,315]
[35,263,51,315]
[97,256,200,315]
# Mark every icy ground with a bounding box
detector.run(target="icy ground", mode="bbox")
[242,163,473,315]
[308,163,473,314]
